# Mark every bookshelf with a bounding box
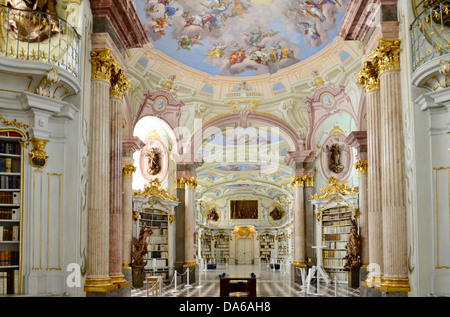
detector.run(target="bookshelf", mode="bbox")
[214,232,230,264]
[259,232,275,263]
[140,209,170,281]
[277,232,288,260]
[0,130,23,295]
[201,233,213,262]
[321,207,352,283]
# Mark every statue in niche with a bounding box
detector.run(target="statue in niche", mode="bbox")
[206,207,219,222]
[5,0,60,42]
[269,206,283,221]
[344,218,361,271]
[326,143,344,173]
[146,147,161,175]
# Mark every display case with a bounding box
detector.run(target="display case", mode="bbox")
[214,232,230,264]
[259,231,275,263]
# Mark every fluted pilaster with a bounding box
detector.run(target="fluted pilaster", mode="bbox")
[180,177,198,267]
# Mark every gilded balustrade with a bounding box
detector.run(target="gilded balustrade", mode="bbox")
[0,4,80,78]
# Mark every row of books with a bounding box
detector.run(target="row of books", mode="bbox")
[0,208,20,220]
[324,241,347,249]
[0,175,20,190]
[323,258,346,267]
[0,141,21,155]
[323,249,347,258]
[151,228,168,235]
[323,233,350,242]
[0,251,20,266]
[0,132,21,137]
[0,158,14,173]
[0,192,20,204]
[148,243,168,251]
[0,226,19,241]
[0,270,20,295]
[323,225,351,234]
[146,235,167,244]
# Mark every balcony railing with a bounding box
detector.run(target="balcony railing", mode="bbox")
[411,0,450,72]
[0,4,80,79]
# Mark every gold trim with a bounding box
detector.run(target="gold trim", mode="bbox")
[310,176,358,200]
[354,160,368,174]
[377,277,411,293]
[84,278,118,293]
[370,38,402,73]
[356,59,380,92]
[227,99,261,112]
[292,261,307,267]
[183,262,198,267]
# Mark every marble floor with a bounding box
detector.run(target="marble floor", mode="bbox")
[131,263,360,297]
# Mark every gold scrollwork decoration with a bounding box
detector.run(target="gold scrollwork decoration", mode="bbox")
[133,178,178,201]
[356,60,380,92]
[291,175,314,188]
[29,137,49,168]
[310,176,358,200]
[0,115,29,130]
[177,177,198,189]
[110,67,131,99]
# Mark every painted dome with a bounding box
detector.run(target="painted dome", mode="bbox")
[134,0,349,77]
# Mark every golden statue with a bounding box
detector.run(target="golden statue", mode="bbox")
[344,218,361,271]
[146,147,160,175]
[5,0,60,42]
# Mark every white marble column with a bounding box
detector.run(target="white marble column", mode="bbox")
[182,177,198,267]
[108,68,131,287]
[377,39,410,292]
[291,176,306,267]
[357,60,384,287]
[84,49,117,293]
[121,161,135,274]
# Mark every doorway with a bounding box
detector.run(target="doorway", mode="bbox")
[237,238,252,264]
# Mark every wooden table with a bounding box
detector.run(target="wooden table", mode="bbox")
[146,276,163,297]
[219,277,257,297]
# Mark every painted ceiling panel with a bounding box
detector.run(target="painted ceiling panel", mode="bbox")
[135,0,349,77]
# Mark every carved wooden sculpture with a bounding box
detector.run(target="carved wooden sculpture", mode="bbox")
[131,226,153,272]
[344,218,361,271]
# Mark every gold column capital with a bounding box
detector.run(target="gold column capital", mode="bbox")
[177,177,198,189]
[354,160,368,174]
[373,38,402,73]
[356,59,380,92]
[110,67,131,99]
[90,48,117,82]
[291,175,314,188]
[122,164,136,178]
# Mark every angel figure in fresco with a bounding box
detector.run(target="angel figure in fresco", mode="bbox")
[183,10,213,28]
[297,22,320,40]
[228,46,246,68]
[201,0,229,13]
[204,43,227,59]
[296,0,326,21]
[231,0,251,18]
[176,34,203,51]
[326,143,344,173]
[146,147,161,175]
[5,0,59,42]
[151,5,178,35]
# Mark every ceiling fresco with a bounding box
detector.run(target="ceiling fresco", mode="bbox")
[135,0,349,77]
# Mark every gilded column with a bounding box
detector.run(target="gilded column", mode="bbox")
[357,59,383,287]
[376,38,410,293]
[181,177,198,268]
[84,49,117,293]
[109,67,131,287]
